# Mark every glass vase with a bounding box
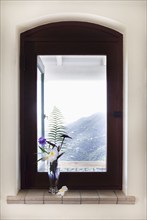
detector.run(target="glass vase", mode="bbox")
[48,160,60,194]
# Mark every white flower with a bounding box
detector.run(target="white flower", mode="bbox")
[42,148,58,163]
[57,186,68,196]
[47,148,59,163]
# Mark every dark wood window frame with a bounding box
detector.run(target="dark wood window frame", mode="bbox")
[20,21,123,190]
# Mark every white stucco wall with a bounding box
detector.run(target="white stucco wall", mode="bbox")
[0,1,146,219]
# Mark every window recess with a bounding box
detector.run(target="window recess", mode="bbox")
[20,21,123,190]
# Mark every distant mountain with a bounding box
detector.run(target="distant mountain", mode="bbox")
[60,113,106,161]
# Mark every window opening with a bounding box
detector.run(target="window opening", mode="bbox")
[37,55,107,173]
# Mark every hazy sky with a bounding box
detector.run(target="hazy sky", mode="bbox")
[44,80,106,125]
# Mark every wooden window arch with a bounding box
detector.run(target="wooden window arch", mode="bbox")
[20,21,123,190]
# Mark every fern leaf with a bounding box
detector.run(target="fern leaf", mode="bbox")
[47,106,66,145]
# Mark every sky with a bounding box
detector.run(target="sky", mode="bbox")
[44,80,106,125]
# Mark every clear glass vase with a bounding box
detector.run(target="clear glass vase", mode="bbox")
[48,160,60,194]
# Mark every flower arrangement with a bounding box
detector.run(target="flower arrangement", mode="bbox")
[38,134,72,163]
[37,106,72,194]
[38,106,72,164]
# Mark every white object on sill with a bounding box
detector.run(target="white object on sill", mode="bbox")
[57,186,68,196]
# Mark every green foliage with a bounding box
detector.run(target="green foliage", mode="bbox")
[47,106,66,145]
[39,146,48,154]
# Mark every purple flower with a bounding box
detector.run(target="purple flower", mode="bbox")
[38,137,47,146]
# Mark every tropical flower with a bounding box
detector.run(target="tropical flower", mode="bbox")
[38,134,72,163]
[41,148,58,162]
[57,186,68,196]
[47,148,59,163]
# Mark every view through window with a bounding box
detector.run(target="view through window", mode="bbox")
[37,55,107,172]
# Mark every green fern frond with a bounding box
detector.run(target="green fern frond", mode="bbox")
[47,106,66,145]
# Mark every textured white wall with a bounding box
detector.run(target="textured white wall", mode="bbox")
[0,1,146,219]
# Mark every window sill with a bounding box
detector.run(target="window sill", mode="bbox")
[7,190,135,204]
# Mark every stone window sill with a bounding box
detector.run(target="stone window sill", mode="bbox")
[7,190,136,204]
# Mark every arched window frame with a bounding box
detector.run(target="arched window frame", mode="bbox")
[20,21,123,190]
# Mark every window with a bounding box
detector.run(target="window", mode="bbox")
[37,55,107,173]
[20,22,123,189]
